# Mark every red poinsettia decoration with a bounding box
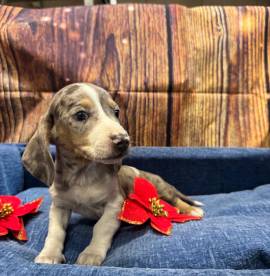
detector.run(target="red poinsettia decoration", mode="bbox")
[118,177,201,235]
[0,196,43,241]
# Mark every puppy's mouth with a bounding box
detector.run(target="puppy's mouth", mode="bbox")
[74,146,129,164]
[95,150,129,164]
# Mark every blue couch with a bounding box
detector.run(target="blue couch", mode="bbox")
[0,144,270,275]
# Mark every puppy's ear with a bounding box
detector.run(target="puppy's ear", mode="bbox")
[22,110,54,186]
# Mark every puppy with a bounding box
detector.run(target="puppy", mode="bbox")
[22,83,203,266]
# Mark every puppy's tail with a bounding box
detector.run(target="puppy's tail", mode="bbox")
[118,166,204,207]
[137,169,204,207]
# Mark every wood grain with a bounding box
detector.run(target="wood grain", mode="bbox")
[170,92,269,147]
[113,91,169,146]
[2,4,169,92]
[0,4,269,146]
[168,5,267,94]
[0,92,53,142]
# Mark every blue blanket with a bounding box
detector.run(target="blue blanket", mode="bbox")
[0,144,270,275]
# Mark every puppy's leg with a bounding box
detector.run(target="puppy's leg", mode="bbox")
[35,203,71,264]
[76,197,122,266]
[118,166,204,217]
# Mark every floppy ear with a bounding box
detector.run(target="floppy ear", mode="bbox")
[22,110,54,186]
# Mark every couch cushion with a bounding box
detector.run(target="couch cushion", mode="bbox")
[20,144,270,196]
[0,185,270,274]
[0,144,24,195]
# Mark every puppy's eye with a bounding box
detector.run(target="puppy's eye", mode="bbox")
[75,111,89,121]
[114,108,120,118]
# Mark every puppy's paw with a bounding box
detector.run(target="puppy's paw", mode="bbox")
[76,251,104,266]
[35,253,66,264]
[175,198,204,217]
[186,206,204,217]
[178,205,204,217]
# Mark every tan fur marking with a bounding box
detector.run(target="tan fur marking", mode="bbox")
[79,98,95,110]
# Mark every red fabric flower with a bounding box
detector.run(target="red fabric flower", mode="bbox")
[0,196,43,241]
[118,177,201,235]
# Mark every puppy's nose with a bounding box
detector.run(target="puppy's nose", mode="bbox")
[111,134,130,152]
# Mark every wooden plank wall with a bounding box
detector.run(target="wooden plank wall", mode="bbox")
[0,4,269,147]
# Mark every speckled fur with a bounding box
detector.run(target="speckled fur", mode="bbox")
[22,83,203,266]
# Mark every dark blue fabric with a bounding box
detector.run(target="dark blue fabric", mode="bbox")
[124,147,270,195]
[0,144,270,275]
[12,144,270,195]
[0,185,270,275]
[0,144,24,195]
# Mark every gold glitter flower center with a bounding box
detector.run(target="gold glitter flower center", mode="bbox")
[149,197,168,217]
[0,203,14,218]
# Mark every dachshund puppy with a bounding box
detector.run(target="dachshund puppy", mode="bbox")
[22,83,203,266]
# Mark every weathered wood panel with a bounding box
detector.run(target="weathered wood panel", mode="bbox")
[266,7,270,93]
[0,91,53,142]
[168,5,267,94]
[170,92,269,147]
[115,91,269,147]
[113,92,169,146]
[1,4,169,92]
[0,4,269,147]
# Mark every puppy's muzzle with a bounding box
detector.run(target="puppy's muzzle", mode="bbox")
[111,134,130,153]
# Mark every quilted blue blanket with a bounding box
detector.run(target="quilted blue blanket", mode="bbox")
[0,144,270,275]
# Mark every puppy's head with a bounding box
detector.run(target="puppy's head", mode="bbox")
[22,83,130,186]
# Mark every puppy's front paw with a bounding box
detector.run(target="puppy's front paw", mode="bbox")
[76,251,104,266]
[35,253,66,264]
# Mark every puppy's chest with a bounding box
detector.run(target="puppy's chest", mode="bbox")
[51,171,117,218]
